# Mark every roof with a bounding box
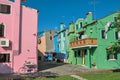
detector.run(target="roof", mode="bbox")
[98,10,120,20]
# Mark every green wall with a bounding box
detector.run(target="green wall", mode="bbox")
[68,11,120,69]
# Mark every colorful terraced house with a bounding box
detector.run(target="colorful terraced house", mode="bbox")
[57,23,69,62]
[68,11,120,69]
[58,23,69,54]
[0,0,38,73]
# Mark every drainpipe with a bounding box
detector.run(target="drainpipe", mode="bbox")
[13,0,20,54]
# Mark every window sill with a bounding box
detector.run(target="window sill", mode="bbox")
[108,59,116,61]
[0,62,11,63]
[0,37,5,38]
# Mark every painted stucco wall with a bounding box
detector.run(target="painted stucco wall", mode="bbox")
[58,23,68,54]
[93,12,119,68]
[0,0,38,73]
[68,11,120,69]
[14,5,38,73]
[45,30,55,52]
[38,36,46,55]
[54,32,59,52]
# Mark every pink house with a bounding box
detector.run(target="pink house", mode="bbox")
[0,0,38,73]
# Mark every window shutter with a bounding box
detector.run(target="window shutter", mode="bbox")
[107,54,109,60]
[115,32,118,39]
[114,54,117,59]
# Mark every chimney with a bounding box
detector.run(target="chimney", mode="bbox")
[69,22,74,32]
[86,12,93,23]
[60,22,65,30]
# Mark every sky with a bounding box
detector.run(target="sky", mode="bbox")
[23,0,120,32]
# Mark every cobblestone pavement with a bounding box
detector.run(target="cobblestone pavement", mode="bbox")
[0,61,107,79]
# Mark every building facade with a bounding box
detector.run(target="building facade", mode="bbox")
[54,31,59,53]
[68,11,120,69]
[57,23,69,62]
[58,23,68,54]
[0,0,38,73]
[38,30,57,61]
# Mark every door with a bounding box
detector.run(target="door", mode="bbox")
[81,49,87,65]
[81,50,85,65]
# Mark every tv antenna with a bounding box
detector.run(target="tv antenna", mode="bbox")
[91,0,98,19]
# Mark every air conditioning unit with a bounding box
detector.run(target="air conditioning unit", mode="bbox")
[0,39,9,47]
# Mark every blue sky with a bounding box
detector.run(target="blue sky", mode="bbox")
[24,0,120,32]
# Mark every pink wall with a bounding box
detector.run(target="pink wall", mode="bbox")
[0,0,38,73]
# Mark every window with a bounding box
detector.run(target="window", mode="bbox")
[50,36,53,40]
[50,31,52,34]
[107,54,117,60]
[0,53,10,63]
[64,41,66,48]
[9,0,14,2]
[58,43,61,51]
[114,17,117,22]
[78,34,81,39]
[80,22,82,28]
[78,50,81,56]
[0,4,11,14]
[58,35,60,40]
[101,30,107,39]
[0,24,4,37]
[79,32,84,39]
[76,24,78,30]
[115,31,120,40]
[38,38,41,44]
[63,32,65,37]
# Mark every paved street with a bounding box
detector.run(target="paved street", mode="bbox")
[37,61,108,76]
[0,61,106,79]
[38,61,92,76]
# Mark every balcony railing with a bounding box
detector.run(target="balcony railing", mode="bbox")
[70,38,97,48]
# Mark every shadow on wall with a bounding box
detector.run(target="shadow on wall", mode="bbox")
[38,50,44,61]
[0,63,13,74]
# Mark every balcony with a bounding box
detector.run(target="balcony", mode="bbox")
[70,38,97,48]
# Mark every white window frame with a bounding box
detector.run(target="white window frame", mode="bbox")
[0,3,11,14]
[108,54,116,60]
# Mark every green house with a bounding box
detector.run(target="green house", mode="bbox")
[68,11,120,69]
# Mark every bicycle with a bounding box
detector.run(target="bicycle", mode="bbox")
[18,61,36,73]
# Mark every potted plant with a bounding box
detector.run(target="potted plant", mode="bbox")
[91,62,96,67]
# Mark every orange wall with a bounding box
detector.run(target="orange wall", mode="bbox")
[38,35,46,55]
